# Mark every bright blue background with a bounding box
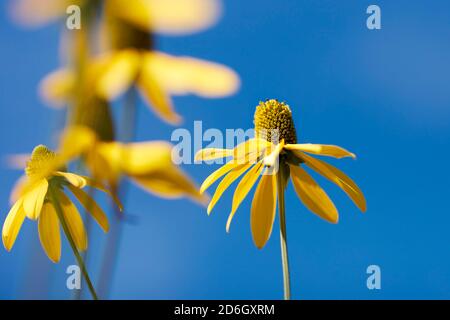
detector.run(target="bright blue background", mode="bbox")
[1,0,450,299]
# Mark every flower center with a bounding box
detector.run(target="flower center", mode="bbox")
[25,145,56,177]
[254,99,297,144]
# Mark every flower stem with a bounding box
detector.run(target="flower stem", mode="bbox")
[48,186,99,300]
[277,168,291,300]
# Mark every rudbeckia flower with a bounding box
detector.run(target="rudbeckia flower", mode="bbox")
[33,0,239,124]
[195,99,366,299]
[3,145,118,263]
[58,126,206,204]
[12,0,221,35]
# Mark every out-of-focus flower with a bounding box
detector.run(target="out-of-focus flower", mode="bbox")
[195,99,366,249]
[58,126,206,203]
[12,0,221,35]
[3,145,118,262]
[41,49,240,124]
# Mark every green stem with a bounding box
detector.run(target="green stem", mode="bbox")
[277,168,291,300]
[48,186,99,300]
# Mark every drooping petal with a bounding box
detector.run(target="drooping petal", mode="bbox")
[143,52,240,98]
[82,176,124,211]
[250,172,277,249]
[285,144,356,159]
[108,0,221,35]
[195,148,233,162]
[226,162,264,232]
[39,69,75,108]
[23,179,49,220]
[2,200,26,251]
[207,164,253,215]
[289,165,338,223]
[96,50,141,100]
[38,202,61,263]
[299,152,366,212]
[232,138,270,163]
[57,190,88,251]
[132,167,206,204]
[55,172,87,188]
[69,186,109,232]
[200,162,241,194]
[58,126,97,161]
[121,141,173,175]
[138,56,181,124]
[11,0,82,27]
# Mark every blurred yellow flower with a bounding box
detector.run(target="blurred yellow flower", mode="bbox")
[41,50,240,124]
[58,126,206,204]
[12,0,221,35]
[3,145,117,263]
[196,99,366,249]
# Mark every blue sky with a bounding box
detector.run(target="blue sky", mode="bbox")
[1,0,450,299]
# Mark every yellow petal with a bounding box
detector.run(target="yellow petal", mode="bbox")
[144,52,240,97]
[23,179,49,220]
[83,176,124,211]
[132,167,206,204]
[263,140,285,168]
[39,69,75,108]
[96,50,141,100]
[285,144,356,159]
[68,186,109,232]
[200,162,241,194]
[138,57,181,124]
[9,175,28,205]
[226,162,264,232]
[55,172,87,188]
[38,202,61,263]
[121,141,173,175]
[58,125,97,161]
[108,0,221,35]
[57,190,88,251]
[195,148,233,162]
[250,173,277,249]
[11,0,82,27]
[299,152,367,212]
[207,163,253,215]
[232,138,270,163]
[2,200,26,251]
[289,165,338,223]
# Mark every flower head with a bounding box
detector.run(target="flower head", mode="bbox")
[3,145,117,262]
[59,126,206,204]
[196,99,366,249]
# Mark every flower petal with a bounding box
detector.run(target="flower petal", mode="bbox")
[195,148,234,162]
[200,162,241,194]
[39,69,75,108]
[82,176,124,211]
[138,56,181,124]
[38,202,61,263]
[55,172,87,188]
[290,165,338,223]
[11,0,79,27]
[2,200,26,251]
[121,141,173,175]
[23,179,49,220]
[250,173,277,249]
[68,186,109,232]
[226,162,264,232]
[57,190,88,251]
[132,167,206,204]
[144,51,239,97]
[285,144,356,159]
[299,152,366,212]
[96,50,141,100]
[108,0,221,35]
[207,163,253,215]
[58,126,97,161]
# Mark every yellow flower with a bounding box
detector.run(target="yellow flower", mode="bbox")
[12,0,221,35]
[31,0,239,124]
[58,126,206,204]
[3,145,117,263]
[195,99,367,249]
